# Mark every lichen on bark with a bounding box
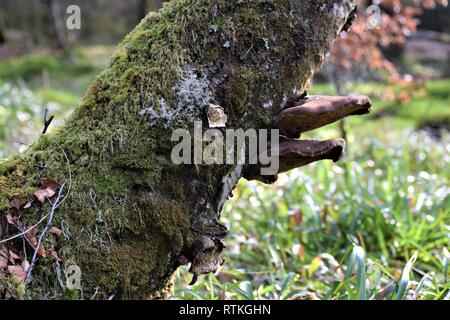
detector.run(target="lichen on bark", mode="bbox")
[0,0,357,299]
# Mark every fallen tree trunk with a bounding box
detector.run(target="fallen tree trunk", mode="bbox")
[0,0,367,299]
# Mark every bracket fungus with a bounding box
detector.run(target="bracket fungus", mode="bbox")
[244,95,372,183]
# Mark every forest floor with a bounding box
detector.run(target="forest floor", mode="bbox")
[0,49,449,300]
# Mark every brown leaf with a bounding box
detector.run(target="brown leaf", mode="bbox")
[8,250,20,261]
[37,244,47,258]
[26,234,37,248]
[34,189,48,203]
[0,256,8,268]
[21,260,30,273]
[8,265,26,281]
[25,230,46,258]
[50,250,59,259]
[34,187,56,203]
[46,188,56,198]
[0,248,8,258]
[5,214,15,225]
[25,230,38,247]
[50,227,63,237]
[25,231,42,256]
[42,179,59,192]
[10,196,23,211]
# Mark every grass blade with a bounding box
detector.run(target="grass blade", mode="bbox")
[396,251,418,300]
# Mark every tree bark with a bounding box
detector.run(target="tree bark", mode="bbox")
[0,0,358,300]
[0,28,4,44]
[154,0,163,10]
[44,0,68,50]
[0,3,6,44]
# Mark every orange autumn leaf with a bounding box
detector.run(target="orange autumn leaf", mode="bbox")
[25,230,46,257]
[37,245,47,258]
[42,178,59,192]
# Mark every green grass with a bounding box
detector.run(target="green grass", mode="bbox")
[34,88,80,110]
[173,127,449,300]
[310,80,450,130]
[0,52,103,96]
[0,54,96,80]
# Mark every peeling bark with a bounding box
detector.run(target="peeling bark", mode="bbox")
[0,0,365,299]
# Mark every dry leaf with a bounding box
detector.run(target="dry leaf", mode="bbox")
[34,189,48,203]
[5,214,15,225]
[9,250,20,261]
[0,256,8,268]
[50,250,59,260]
[10,196,23,211]
[50,227,63,237]
[46,188,56,198]
[37,245,46,258]
[0,249,8,258]
[24,231,46,257]
[23,202,32,209]
[43,179,59,191]
[26,230,38,247]
[34,187,56,203]
[8,265,26,281]
[21,260,30,272]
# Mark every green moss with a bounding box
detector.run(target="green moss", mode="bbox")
[0,0,190,295]
[64,288,80,300]
[0,276,26,300]
[206,47,220,61]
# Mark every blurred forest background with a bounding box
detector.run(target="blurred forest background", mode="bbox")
[0,1,449,300]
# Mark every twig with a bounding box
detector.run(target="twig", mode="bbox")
[0,213,50,244]
[42,108,54,134]
[55,257,65,290]
[91,287,100,300]
[25,183,65,283]
[52,139,72,209]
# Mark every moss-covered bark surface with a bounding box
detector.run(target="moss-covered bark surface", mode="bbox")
[0,0,356,299]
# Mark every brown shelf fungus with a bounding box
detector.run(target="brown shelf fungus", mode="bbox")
[244,95,372,183]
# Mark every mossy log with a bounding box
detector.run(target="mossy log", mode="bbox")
[0,0,366,299]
